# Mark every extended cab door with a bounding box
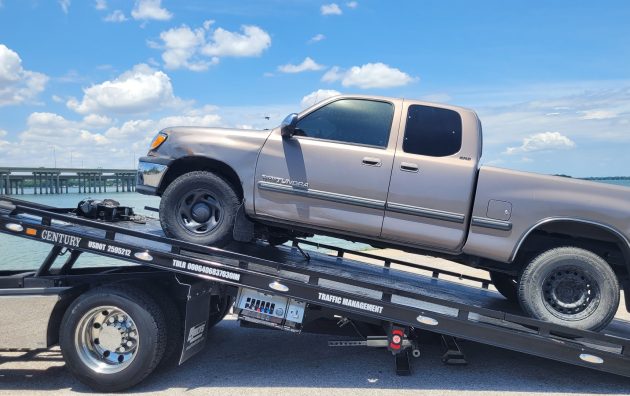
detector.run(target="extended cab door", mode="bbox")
[381,102,480,251]
[254,98,401,237]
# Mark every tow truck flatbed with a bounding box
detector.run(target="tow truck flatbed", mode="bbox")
[1,196,630,391]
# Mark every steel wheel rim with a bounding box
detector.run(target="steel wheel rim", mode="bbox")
[542,265,600,318]
[75,306,139,374]
[176,189,223,235]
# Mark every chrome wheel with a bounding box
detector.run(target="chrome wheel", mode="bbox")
[176,190,223,235]
[75,306,139,374]
[542,266,600,318]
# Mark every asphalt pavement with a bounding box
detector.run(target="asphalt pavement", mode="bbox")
[1,314,630,396]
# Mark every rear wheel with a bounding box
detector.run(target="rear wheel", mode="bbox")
[59,285,167,391]
[160,171,240,247]
[489,271,518,302]
[207,295,233,329]
[518,246,619,331]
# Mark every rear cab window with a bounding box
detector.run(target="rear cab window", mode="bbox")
[295,99,394,148]
[402,104,462,157]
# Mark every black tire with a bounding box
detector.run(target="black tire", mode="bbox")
[489,271,518,302]
[518,246,619,331]
[207,295,233,329]
[267,235,291,247]
[145,288,182,369]
[59,285,167,392]
[159,171,240,247]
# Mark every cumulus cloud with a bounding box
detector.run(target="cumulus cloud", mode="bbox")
[308,34,325,43]
[346,1,358,8]
[159,25,211,71]
[131,0,172,21]
[104,10,127,22]
[322,63,417,89]
[95,0,107,10]
[202,25,271,58]
[504,132,576,155]
[0,44,49,106]
[321,3,342,15]
[301,89,341,108]
[66,63,181,114]
[278,57,324,73]
[154,22,271,71]
[20,112,109,147]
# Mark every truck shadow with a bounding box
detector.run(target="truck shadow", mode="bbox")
[3,317,628,394]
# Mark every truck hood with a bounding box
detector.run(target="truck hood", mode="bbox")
[155,126,273,160]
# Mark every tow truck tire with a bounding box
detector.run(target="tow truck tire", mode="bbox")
[489,271,518,302]
[518,247,619,331]
[160,171,240,247]
[207,295,233,329]
[59,285,167,392]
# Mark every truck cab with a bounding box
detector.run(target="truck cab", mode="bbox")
[254,96,481,253]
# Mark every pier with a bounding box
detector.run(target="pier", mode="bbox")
[0,167,137,195]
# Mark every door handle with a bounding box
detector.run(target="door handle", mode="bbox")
[400,162,419,172]
[362,157,382,167]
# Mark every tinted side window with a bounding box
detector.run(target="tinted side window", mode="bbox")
[295,99,393,147]
[403,105,462,157]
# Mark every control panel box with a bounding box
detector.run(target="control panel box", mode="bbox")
[236,288,306,332]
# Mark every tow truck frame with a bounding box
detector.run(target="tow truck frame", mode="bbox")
[1,196,630,391]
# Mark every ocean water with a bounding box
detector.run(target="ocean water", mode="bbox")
[1,179,628,271]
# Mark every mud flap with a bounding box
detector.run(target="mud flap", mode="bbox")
[178,279,213,365]
[233,203,254,242]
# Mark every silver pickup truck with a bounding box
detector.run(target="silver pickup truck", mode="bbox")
[137,94,630,331]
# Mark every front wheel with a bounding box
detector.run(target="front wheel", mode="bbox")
[159,171,240,247]
[518,246,619,331]
[59,285,167,391]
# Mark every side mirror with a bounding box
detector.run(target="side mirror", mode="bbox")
[280,113,299,138]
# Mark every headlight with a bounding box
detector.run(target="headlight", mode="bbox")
[150,132,168,150]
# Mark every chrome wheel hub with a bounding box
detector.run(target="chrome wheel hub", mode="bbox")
[75,306,139,374]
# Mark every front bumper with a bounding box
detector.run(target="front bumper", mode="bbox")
[136,160,169,195]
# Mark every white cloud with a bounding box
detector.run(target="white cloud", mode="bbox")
[301,89,341,108]
[95,0,107,10]
[20,112,109,147]
[321,3,342,15]
[346,1,358,8]
[131,0,172,21]
[66,63,181,114]
[154,22,271,71]
[104,10,127,22]
[278,57,325,73]
[308,34,325,43]
[59,0,70,14]
[202,25,271,58]
[82,114,113,128]
[580,109,617,120]
[159,25,211,71]
[0,129,7,138]
[323,63,417,89]
[0,44,49,106]
[504,132,576,155]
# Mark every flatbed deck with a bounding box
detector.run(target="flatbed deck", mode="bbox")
[2,195,630,385]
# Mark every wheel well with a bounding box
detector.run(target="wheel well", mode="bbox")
[513,220,630,278]
[159,156,243,199]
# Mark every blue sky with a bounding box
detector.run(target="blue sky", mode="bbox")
[0,0,629,176]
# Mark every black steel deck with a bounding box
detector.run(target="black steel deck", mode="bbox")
[2,195,630,378]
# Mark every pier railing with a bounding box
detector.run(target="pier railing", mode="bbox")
[0,167,137,195]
